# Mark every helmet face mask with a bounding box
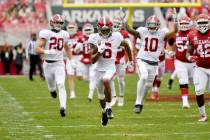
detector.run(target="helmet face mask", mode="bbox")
[50,14,64,31]
[146,15,160,34]
[97,17,113,38]
[196,14,209,34]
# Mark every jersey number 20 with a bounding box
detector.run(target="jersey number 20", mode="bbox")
[49,37,64,51]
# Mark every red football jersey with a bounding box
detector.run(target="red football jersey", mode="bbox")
[188,30,210,68]
[68,32,84,55]
[79,35,91,65]
[115,30,130,64]
[175,30,191,63]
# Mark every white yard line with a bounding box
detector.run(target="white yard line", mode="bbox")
[0,86,54,140]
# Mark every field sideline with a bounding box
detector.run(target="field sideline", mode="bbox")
[0,74,210,140]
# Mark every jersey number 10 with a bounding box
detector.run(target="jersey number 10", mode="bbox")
[144,37,158,52]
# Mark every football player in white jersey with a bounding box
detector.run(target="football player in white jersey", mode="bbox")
[124,15,176,113]
[110,17,133,106]
[89,17,132,126]
[35,14,71,117]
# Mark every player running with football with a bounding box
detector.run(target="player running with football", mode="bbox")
[89,17,132,126]
[35,14,72,117]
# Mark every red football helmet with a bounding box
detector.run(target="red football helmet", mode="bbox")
[178,16,191,31]
[113,17,122,32]
[67,21,78,35]
[195,14,209,34]
[146,15,160,33]
[50,14,64,31]
[97,17,113,38]
[82,23,94,37]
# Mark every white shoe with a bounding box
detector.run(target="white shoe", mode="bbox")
[70,92,76,99]
[111,96,117,106]
[118,96,124,106]
[182,100,190,109]
[198,114,208,122]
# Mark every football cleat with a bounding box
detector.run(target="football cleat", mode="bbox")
[50,91,57,98]
[167,79,173,89]
[88,97,92,102]
[134,104,143,114]
[198,114,207,122]
[101,111,108,126]
[60,107,66,117]
[106,108,114,119]
[70,92,76,99]
[111,96,117,106]
[118,96,124,106]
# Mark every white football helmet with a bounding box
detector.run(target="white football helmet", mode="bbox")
[146,15,160,33]
[97,17,113,38]
[196,14,209,34]
[178,16,191,31]
[113,17,122,32]
[82,23,94,37]
[67,21,78,35]
[50,14,64,31]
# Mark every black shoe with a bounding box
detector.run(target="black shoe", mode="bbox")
[167,79,173,89]
[88,98,92,102]
[101,111,108,126]
[60,107,66,117]
[50,91,57,98]
[134,104,143,114]
[106,108,114,119]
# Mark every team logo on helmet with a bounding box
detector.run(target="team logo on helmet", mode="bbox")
[50,14,64,31]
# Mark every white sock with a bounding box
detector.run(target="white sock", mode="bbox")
[110,80,116,97]
[135,79,146,105]
[58,84,67,109]
[182,95,189,104]
[198,105,206,116]
[106,102,111,109]
[88,80,95,98]
[117,76,125,97]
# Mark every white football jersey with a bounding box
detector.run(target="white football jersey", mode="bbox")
[136,27,167,62]
[39,29,69,61]
[88,32,124,71]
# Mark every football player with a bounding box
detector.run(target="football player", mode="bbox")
[150,28,169,101]
[110,17,133,106]
[35,14,72,117]
[89,17,132,126]
[66,21,83,99]
[80,23,96,101]
[187,14,210,122]
[171,16,194,108]
[124,15,176,113]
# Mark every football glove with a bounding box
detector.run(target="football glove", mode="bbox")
[97,41,106,53]
[126,61,133,69]
[188,55,198,62]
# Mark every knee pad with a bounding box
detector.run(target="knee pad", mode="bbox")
[195,87,205,96]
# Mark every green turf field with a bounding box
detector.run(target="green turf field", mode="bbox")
[0,74,209,140]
